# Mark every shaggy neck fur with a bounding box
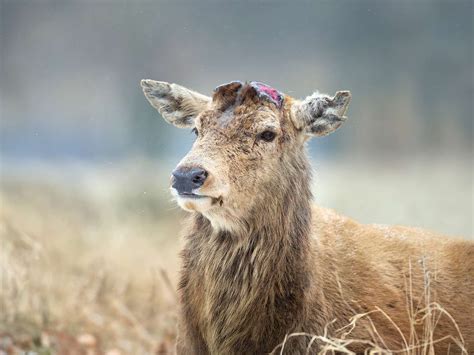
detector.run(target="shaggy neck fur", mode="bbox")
[179,149,318,354]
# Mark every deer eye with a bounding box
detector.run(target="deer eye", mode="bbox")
[191,127,199,136]
[258,130,276,142]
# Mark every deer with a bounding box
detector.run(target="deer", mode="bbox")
[140,79,473,355]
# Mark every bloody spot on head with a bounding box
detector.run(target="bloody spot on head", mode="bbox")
[251,82,284,108]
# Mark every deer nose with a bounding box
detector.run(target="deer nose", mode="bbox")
[172,167,208,194]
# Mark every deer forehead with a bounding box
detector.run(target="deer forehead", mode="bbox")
[197,105,280,133]
[195,81,283,131]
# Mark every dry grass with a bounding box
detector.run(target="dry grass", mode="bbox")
[0,159,471,354]
[271,259,468,354]
[0,162,183,354]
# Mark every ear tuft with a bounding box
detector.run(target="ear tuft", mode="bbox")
[291,90,351,137]
[141,79,172,99]
[140,79,210,128]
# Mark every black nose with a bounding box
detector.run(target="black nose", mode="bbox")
[172,167,208,194]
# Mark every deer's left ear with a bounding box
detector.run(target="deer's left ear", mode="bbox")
[141,79,211,128]
[291,91,351,137]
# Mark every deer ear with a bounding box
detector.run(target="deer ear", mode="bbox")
[291,91,351,137]
[140,79,211,128]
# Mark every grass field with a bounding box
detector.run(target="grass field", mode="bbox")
[0,158,471,354]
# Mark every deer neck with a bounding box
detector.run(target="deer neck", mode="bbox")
[185,153,315,351]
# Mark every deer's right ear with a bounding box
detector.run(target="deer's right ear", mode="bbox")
[140,79,211,128]
[291,90,351,137]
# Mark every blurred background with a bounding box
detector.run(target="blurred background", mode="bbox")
[0,1,472,353]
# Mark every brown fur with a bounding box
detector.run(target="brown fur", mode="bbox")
[140,80,473,354]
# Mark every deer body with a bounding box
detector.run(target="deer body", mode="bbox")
[177,193,473,355]
[140,80,473,354]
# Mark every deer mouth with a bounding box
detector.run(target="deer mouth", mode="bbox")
[177,192,209,199]
[171,186,225,212]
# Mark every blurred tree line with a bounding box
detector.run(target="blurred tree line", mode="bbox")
[0,0,472,162]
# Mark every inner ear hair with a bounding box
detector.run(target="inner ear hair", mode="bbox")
[141,79,211,128]
[292,90,351,137]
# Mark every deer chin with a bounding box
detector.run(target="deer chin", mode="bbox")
[176,195,214,212]
[171,188,223,213]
